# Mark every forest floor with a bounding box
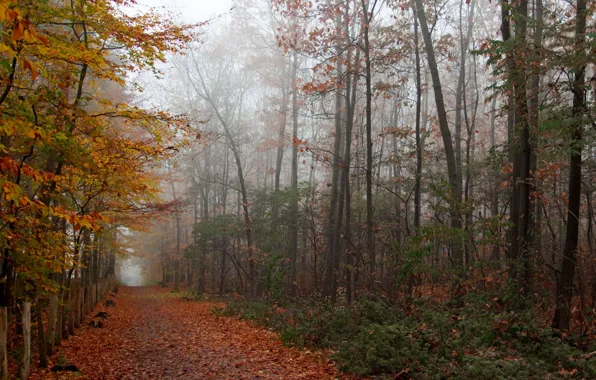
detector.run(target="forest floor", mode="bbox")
[29,286,340,379]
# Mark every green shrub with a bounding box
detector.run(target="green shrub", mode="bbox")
[218,294,596,379]
[335,323,423,376]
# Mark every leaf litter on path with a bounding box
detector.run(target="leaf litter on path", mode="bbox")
[29,286,342,379]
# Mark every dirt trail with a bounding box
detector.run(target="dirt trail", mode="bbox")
[30,286,340,379]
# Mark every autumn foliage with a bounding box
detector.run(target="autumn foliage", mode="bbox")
[0,0,195,299]
[0,1,198,377]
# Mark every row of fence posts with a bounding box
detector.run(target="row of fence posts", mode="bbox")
[0,274,116,379]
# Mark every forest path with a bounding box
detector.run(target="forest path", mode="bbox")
[30,286,339,379]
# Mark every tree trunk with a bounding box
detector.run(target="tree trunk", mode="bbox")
[552,0,586,331]
[288,52,299,297]
[489,95,500,264]
[214,109,254,296]
[198,149,210,295]
[323,1,345,299]
[168,167,181,292]
[362,0,376,290]
[0,307,7,380]
[36,296,47,368]
[342,33,360,305]
[219,241,227,295]
[46,295,57,355]
[19,302,31,380]
[414,0,463,268]
[412,3,422,232]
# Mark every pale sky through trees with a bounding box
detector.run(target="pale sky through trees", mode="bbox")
[137,0,233,24]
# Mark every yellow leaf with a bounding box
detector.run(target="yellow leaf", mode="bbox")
[0,43,13,56]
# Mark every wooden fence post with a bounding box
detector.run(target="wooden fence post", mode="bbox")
[74,287,81,328]
[36,297,47,368]
[84,287,90,314]
[19,302,31,380]
[0,307,7,380]
[61,290,69,340]
[67,289,75,336]
[55,297,62,346]
[47,295,57,355]
[79,289,84,325]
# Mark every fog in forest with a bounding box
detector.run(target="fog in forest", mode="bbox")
[128,0,595,333]
[3,0,596,377]
[119,258,145,287]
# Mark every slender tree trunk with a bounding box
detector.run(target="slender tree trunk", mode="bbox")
[288,52,299,297]
[343,1,358,304]
[46,295,57,355]
[323,0,345,299]
[273,56,289,247]
[454,0,472,193]
[362,0,376,290]
[413,3,422,232]
[168,167,181,292]
[490,95,500,263]
[501,0,520,279]
[198,84,255,297]
[0,307,6,380]
[198,149,209,295]
[19,302,31,380]
[36,296,47,368]
[510,0,533,296]
[219,240,227,295]
[414,0,463,269]
[552,0,586,331]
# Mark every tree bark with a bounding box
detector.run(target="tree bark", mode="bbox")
[412,2,422,232]
[19,302,31,380]
[288,51,299,297]
[362,0,376,290]
[0,307,7,380]
[414,0,463,268]
[323,0,345,299]
[552,0,586,331]
[36,296,47,368]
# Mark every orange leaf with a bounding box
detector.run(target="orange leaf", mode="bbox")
[11,20,24,41]
[37,35,50,46]
[23,59,37,80]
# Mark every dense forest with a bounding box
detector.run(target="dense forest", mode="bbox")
[1,0,596,378]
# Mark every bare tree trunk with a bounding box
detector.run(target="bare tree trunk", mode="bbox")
[19,302,31,380]
[220,118,254,296]
[501,0,520,279]
[198,149,210,295]
[323,0,345,299]
[489,95,500,264]
[288,52,299,297]
[412,2,422,232]
[46,295,57,355]
[414,0,463,269]
[192,70,255,296]
[552,0,586,331]
[343,32,360,304]
[219,240,227,295]
[454,0,473,194]
[362,0,376,290]
[36,296,47,368]
[0,307,7,380]
[168,165,181,292]
[509,0,533,296]
[273,56,289,251]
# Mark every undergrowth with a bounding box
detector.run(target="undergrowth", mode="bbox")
[215,294,596,379]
